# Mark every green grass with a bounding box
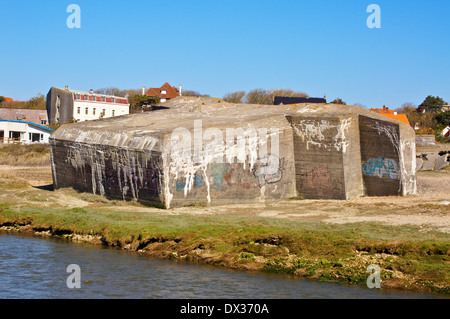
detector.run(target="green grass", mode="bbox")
[0,204,449,294]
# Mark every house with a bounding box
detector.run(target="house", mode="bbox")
[417,108,427,114]
[144,82,181,103]
[369,105,410,125]
[0,97,25,105]
[0,120,54,144]
[2,97,14,104]
[46,86,130,125]
[273,96,327,105]
[0,108,49,126]
[442,105,450,112]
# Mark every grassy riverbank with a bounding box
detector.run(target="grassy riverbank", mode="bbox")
[0,144,449,295]
[1,202,449,294]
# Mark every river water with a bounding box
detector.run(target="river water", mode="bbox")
[0,232,446,299]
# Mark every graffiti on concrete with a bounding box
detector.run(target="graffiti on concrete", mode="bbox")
[299,165,343,193]
[224,165,255,190]
[252,155,285,188]
[362,157,399,180]
[174,156,286,192]
[176,174,206,191]
[299,165,330,191]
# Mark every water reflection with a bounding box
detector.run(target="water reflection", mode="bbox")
[0,232,445,299]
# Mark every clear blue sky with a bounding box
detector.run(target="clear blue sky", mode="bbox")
[1,0,449,109]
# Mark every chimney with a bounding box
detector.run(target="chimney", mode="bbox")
[383,105,386,111]
[65,85,70,91]
[89,89,94,94]
[142,85,146,95]
[179,83,182,96]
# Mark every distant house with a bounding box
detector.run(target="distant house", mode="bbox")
[2,97,14,104]
[0,97,25,105]
[46,86,130,125]
[442,105,450,112]
[0,120,54,144]
[418,105,450,113]
[369,105,410,125]
[417,108,427,114]
[0,108,48,126]
[144,82,181,103]
[273,96,327,105]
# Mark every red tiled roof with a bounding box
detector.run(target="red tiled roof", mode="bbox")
[3,97,14,103]
[369,107,410,125]
[145,82,180,99]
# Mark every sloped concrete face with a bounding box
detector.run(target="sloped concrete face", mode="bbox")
[49,96,417,208]
[287,115,362,200]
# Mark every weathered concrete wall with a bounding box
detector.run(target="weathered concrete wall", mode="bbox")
[162,116,297,207]
[49,96,417,208]
[359,115,401,196]
[46,87,74,125]
[50,140,164,206]
[341,115,364,199]
[288,116,351,199]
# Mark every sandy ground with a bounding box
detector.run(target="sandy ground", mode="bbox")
[0,163,449,233]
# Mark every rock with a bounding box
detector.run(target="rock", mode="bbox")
[415,135,436,147]
[415,158,424,172]
[421,155,438,171]
[435,154,450,171]
[294,268,308,277]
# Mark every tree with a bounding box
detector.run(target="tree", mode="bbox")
[122,89,142,113]
[434,111,450,126]
[267,88,308,99]
[94,87,126,97]
[132,95,160,112]
[223,91,246,104]
[419,95,447,113]
[244,89,272,105]
[397,102,436,130]
[25,94,46,109]
[182,90,210,97]
[329,98,346,105]
[0,96,5,104]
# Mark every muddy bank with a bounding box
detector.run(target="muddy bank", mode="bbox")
[1,217,448,296]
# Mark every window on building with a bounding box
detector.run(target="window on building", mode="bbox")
[161,90,167,94]
[102,96,105,102]
[41,120,47,125]
[112,110,115,116]
[77,107,81,114]
[9,131,22,141]
[85,108,89,115]
[112,98,115,103]
[29,133,42,143]
[93,108,96,115]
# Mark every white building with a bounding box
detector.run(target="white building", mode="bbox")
[0,120,54,144]
[46,86,130,125]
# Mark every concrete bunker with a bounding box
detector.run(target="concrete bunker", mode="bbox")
[49,96,417,208]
